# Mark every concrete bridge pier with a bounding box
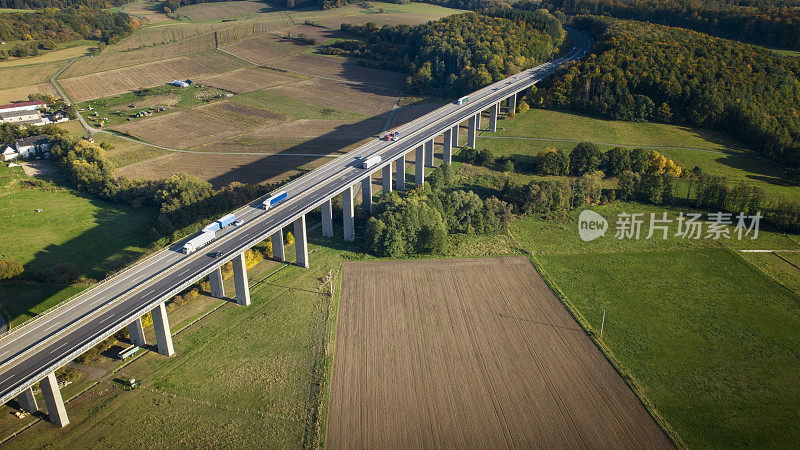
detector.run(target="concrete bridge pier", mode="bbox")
[152,302,174,356]
[396,154,405,190]
[443,128,452,165]
[424,138,434,167]
[41,372,68,427]
[467,114,478,148]
[488,102,498,132]
[17,387,37,414]
[127,317,147,347]
[294,214,309,268]
[343,186,355,242]
[361,176,372,214]
[382,163,392,193]
[321,199,333,237]
[476,110,482,130]
[415,145,425,187]
[507,93,517,116]
[232,253,251,306]
[208,267,224,299]
[452,124,459,147]
[271,230,285,262]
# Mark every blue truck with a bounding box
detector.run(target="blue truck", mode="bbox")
[262,191,288,210]
[202,213,237,233]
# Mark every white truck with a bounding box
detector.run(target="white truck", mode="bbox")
[361,155,382,169]
[182,230,216,254]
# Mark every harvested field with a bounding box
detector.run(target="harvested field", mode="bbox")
[276,24,345,43]
[121,0,172,24]
[0,61,64,90]
[113,100,284,149]
[329,257,671,449]
[268,54,405,89]
[60,56,218,102]
[0,84,56,104]
[266,77,398,116]
[195,67,300,93]
[0,44,92,69]
[115,151,326,187]
[222,34,308,65]
[178,0,276,21]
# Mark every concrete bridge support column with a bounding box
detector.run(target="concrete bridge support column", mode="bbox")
[361,176,372,214]
[232,253,251,306]
[127,317,147,347]
[476,110,482,130]
[467,114,477,148]
[271,230,285,262]
[343,186,355,242]
[507,93,517,116]
[294,214,309,268]
[382,163,392,193]
[41,372,68,427]
[321,199,333,237]
[452,124,459,147]
[443,128,452,165]
[17,387,37,414]
[415,145,425,188]
[396,154,406,191]
[152,302,174,356]
[488,102,499,132]
[209,267,224,299]
[425,138,434,167]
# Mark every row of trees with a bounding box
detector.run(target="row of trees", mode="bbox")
[540,16,800,169]
[544,0,800,51]
[335,10,564,96]
[365,165,512,256]
[0,7,138,51]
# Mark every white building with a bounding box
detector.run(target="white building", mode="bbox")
[1,144,19,161]
[0,100,46,124]
[14,135,49,158]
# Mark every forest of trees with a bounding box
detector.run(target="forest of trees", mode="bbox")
[0,7,137,54]
[537,17,800,169]
[544,0,800,51]
[332,11,564,96]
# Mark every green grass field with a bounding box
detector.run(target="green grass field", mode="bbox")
[479,109,800,202]
[231,89,365,121]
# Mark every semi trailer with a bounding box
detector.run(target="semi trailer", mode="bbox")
[362,155,381,169]
[262,191,288,210]
[183,229,216,254]
[201,213,237,233]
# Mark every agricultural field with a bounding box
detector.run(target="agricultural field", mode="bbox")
[178,0,277,22]
[330,257,670,448]
[268,53,406,89]
[2,244,339,448]
[120,0,172,25]
[221,33,315,65]
[0,84,55,104]
[264,77,398,116]
[0,42,94,69]
[479,108,800,202]
[194,67,302,93]
[0,61,64,90]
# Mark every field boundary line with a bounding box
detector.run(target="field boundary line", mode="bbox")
[524,253,686,449]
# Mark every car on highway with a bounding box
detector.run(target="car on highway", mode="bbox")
[234,220,243,226]
[210,251,222,258]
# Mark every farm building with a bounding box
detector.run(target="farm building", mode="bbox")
[14,135,49,158]
[170,80,191,88]
[2,144,19,161]
[0,100,46,125]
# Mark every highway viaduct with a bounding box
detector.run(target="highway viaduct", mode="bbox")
[0,28,591,428]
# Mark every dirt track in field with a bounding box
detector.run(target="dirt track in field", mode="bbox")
[329,257,672,449]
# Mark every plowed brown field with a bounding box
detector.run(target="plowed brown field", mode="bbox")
[329,257,672,449]
[195,67,300,93]
[266,77,398,116]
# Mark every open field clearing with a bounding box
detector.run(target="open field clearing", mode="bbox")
[0,44,92,69]
[539,248,800,448]
[178,0,276,21]
[330,257,670,448]
[292,2,462,28]
[115,151,327,187]
[121,0,172,24]
[222,33,309,65]
[0,61,63,90]
[104,22,222,54]
[231,90,364,121]
[277,23,345,42]
[265,77,398,116]
[0,84,56,104]
[268,53,406,89]
[2,246,338,447]
[195,67,301,93]
[480,108,800,202]
[113,100,283,148]
[60,56,223,102]
[739,251,800,294]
